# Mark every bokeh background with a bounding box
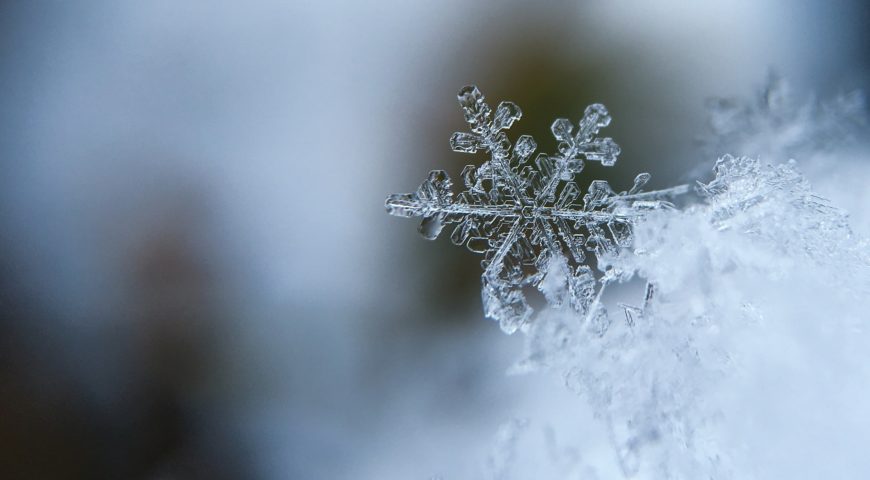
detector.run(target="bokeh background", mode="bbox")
[1,1,868,478]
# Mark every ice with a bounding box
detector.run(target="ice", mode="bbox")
[386,86,686,333]
[385,81,870,478]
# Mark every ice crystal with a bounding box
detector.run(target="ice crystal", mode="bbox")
[517,154,870,479]
[384,79,870,479]
[702,75,870,236]
[386,86,688,333]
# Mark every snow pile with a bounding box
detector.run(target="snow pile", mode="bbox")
[387,80,870,478]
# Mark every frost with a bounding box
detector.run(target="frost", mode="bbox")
[386,86,688,333]
[517,155,870,479]
[485,418,529,480]
[384,81,870,479]
[702,74,867,163]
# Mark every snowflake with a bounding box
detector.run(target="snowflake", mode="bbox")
[386,86,688,333]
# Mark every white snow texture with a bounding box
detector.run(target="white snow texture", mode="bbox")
[388,80,870,479]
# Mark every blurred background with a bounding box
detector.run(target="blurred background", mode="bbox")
[1,1,868,478]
